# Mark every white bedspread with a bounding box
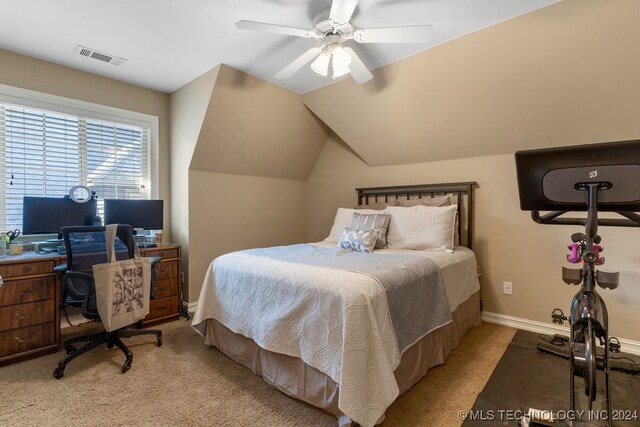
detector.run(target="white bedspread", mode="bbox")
[192,244,479,426]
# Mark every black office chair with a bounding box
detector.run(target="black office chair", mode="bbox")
[53,225,162,379]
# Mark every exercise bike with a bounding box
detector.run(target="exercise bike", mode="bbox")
[515,140,640,426]
[562,183,617,416]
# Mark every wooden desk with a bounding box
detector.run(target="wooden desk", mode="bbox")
[139,244,182,327]
[0,243,181,365]
[0,252,60,365]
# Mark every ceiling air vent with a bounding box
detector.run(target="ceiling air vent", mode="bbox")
[74,45,127,66]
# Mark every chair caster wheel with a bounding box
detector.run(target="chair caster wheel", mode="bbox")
[122,359,132,374]
[157,336,162,347]
[53,368,65,379]
[65,344,77,355]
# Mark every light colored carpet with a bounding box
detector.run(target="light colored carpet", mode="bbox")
[0,319,515,427]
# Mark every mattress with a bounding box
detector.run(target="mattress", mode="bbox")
[312,242,479,313]
[193,244,480,426]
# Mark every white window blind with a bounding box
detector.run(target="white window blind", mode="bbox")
[0,103,151,231]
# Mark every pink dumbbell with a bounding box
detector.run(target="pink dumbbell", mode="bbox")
[567,243,581,263]
[593,244,605,265]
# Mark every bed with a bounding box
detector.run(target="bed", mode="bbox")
[192,182,480,426]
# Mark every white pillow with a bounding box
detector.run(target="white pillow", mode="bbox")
[386,205,457,252]
[324,207,382,243]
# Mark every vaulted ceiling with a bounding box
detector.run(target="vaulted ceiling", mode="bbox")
[0,0,558,94]
[190,65,329,180]
[182,0,640,178]
[302,0,640,166]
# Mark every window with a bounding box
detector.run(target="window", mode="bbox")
[0,85,158,231]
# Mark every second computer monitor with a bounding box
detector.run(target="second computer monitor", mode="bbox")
[103,199,163,230]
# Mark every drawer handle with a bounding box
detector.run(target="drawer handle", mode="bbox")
[15,332,40,343]
[22,266,33,274]
[20,289,34,295]
[15,309,40,320]
[155,305,168,310]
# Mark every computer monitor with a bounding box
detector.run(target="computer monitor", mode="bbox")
[515,139,640,212]
[22,197,98,234]
[103,199,163,230]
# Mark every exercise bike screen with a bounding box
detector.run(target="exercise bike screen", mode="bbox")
[542,164,640,204]
[515,139,640,211]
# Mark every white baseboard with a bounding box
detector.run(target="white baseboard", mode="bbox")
[481,311,640,355]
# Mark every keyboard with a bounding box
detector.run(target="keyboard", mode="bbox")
[56,240,129,254]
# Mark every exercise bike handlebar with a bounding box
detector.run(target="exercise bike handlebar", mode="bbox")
[531,211,640,228]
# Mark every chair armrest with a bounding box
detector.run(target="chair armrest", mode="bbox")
[148,256,162,266]
[61,271,97,318]
[53,263,67,274]
[54,262,80,273]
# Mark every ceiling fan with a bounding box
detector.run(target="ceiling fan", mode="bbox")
[236,0,434,84]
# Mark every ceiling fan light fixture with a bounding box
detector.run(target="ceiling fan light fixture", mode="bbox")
[238,0,433,85]
[331,46,351,79]
[311,50,331,77]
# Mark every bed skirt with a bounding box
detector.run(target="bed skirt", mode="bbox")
[203,291,481,424]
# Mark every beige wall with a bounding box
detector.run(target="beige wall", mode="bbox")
[192,65,328,180]
[0,48,172,237]
[302,0,640,167]
[308,135,640,342]
[184,66,327,301]
[169,66,221,300]
[188,170,307,299]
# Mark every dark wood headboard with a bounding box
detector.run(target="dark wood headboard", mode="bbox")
[355,182,477,249]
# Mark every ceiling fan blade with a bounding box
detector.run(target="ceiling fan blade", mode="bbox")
[343,47,373,84]
[274,47,323,80]
[330,0,358,25]
[311,51,331,77]
[353,25,434,44]
[236,20,313,38]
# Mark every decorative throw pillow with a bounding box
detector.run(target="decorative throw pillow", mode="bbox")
[338,227,380,253]
[324,208,382,243]
[386,205,457,252]
[351,212,391,249]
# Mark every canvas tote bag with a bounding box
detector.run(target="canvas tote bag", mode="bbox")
[92,224,151,332]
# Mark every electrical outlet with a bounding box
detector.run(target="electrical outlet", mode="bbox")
[503,281,513,295]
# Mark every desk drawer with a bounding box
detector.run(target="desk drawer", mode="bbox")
[0,276,56,307]
[0,299,55,332]
[144,248,179,260]
[154,261,178,281]
[0,260,56,278]
[147,296,179,320]
[154,278,178,299]
[0,322,56,358]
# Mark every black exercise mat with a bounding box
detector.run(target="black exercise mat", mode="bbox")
[463,329,640,427]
